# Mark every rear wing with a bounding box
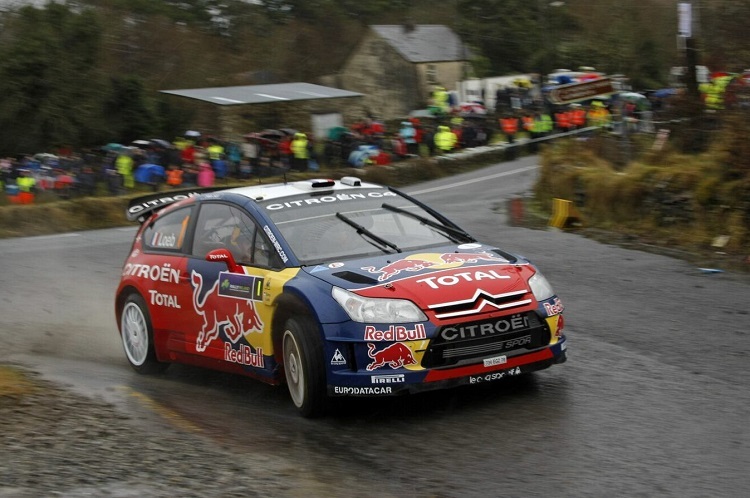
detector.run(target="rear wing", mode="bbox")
[126,187,232,223]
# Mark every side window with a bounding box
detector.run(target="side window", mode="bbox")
[193,202,281,267]
[252,230,275,267]
[142,207,191,252]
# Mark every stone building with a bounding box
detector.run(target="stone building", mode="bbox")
[332,24,471,120]
[160,83,363,141]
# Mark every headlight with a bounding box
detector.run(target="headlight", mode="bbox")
[528,271,555,302]
[332,287,427,323]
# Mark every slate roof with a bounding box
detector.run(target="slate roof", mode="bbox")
[161,82,362,106]
[371,25,468,63]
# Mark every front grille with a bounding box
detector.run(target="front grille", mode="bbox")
[428,288,532,319]
[421,312,550,368]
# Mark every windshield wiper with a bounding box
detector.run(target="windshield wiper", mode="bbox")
[336,212,401,253]
[381,203,475,243]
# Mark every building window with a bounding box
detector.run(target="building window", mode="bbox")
[426,64,437,84]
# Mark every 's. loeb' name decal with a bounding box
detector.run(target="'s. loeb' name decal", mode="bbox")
[150,232,178,248]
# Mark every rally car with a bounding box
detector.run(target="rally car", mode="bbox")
[115,177,567,417]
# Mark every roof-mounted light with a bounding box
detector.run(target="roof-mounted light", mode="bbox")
[309,179,336,188]
[340,176,362,186]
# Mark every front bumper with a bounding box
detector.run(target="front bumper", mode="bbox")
[326,337,567,397]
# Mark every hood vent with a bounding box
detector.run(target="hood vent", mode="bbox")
[331,271,379,285]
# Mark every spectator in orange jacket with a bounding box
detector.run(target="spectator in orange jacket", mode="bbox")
[166,164,183,187]
[500,115,519,143]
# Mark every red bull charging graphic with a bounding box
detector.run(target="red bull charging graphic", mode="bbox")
[366,342,418,371]
[191,270,264,358]
[362,251,507,281]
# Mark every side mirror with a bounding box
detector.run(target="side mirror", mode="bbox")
[205,248,242,273]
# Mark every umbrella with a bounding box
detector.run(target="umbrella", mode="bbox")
[134,163,165,183]
[618,92,649,104]
[103,143,123,152]
[327,126,349,141]
[131,140,151,149]
[185,130,201,137]
[259,129,285,139]
[578,73,602,82]
[459,102,487,115]
[54,173,75,189]
[150,139,172,149]
[619,91,647,99]
[616,92,650,111]
[409,109,434,118]
[653,88,677,98]
[34,153,58,161]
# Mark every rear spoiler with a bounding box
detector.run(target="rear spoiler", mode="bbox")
[126,186,233,223]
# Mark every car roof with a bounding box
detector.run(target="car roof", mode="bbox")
[222,177,383,202]
[126,177,380,222]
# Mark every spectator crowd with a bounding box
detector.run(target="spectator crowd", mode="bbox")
[0,94,629,204]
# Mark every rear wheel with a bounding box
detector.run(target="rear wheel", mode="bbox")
[120,294,168,374]
[282,316,327,417]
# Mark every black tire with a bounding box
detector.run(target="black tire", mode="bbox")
[119,294,168,374]
[282,316,328,418]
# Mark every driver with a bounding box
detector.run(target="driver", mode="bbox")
[228,226,254,263]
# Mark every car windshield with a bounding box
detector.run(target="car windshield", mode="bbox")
[260,188,457,265]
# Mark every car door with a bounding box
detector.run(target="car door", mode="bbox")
[137,206,192,339]
[186,202,284,377]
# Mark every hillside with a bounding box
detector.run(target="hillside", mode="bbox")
[1,0,748,154]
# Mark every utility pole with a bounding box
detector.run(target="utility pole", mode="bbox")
[679,1,700,100]
[537,1,565,110]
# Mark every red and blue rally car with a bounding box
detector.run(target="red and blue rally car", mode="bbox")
[115,177,566,417]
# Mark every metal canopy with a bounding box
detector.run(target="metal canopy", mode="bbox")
[160,82,362,106]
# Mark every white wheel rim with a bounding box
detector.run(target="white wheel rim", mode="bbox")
[283,330,305,408]
[121,302,149,367]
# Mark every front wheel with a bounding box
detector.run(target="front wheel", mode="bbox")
[120,294,168,374]
[282,316,327,417]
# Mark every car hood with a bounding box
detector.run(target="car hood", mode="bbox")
[302,244,537,320]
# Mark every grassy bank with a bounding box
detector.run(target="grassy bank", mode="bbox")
[534,133,750,270]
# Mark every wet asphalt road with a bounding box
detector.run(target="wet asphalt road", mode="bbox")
[1,156,749,497]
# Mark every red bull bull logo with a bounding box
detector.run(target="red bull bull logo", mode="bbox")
[361,258,434,282]
[191,270,264,353]
[366,342,417,371]
[439,251,507,264]
[362,251,507,281]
